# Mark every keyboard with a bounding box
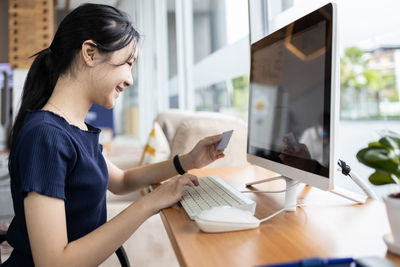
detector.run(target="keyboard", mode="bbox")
[180,176,256,220]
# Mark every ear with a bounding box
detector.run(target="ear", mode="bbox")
[81,40,98,67]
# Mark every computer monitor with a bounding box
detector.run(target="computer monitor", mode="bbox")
[247,3,353,210]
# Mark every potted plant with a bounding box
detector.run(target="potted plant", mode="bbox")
[356,130,400,253]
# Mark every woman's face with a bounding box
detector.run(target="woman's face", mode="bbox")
[91,41,137,109]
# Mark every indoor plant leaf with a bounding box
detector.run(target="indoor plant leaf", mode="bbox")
[369,170,396,185]
[368,141,384,148]
[380,130,400,148]
[379,136,400,152]
[356,147,400,175]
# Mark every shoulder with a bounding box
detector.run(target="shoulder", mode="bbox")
[14,111,76,155]
[20,114,70,141]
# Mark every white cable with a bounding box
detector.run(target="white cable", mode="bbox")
[337,159,378,200]
[240,182,300,194]
[348,171,378,200]
[259,204,306,223]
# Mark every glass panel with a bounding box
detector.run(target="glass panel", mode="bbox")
[231,75,249,122]
[192,0,249,121]
[340,47,398,119]
[195,81,228,112]
[167,0,179,108]
[121,65,139,136]
[195,75,249,122]
[167,0,177,78]
[193,0,226,63]
[336,0,400,195]
[193,0,249,63]
[225,0,249,44]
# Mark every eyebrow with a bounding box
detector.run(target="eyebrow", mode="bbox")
[109,49,137,67]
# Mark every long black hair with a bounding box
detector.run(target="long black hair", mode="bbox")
[8,3,140,148]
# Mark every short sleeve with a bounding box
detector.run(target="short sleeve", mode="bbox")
[15,124,76,200]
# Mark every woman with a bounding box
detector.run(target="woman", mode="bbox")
[3,4,224,266]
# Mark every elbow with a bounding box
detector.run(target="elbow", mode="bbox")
[108,170,129,195]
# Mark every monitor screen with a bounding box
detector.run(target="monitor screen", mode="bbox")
[247,3,337,189]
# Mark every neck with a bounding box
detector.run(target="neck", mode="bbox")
[43,75,92,129]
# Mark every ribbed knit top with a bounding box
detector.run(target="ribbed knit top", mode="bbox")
[4,109,108,266]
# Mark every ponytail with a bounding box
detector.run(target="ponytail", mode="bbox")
[7,47,58,148]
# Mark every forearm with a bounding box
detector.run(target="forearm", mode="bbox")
[121,154,194,192]
[58,196,155,266]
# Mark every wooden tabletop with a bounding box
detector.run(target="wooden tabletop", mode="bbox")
[160,165,400,267]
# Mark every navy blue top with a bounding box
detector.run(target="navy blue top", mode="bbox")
[4,110,108,266]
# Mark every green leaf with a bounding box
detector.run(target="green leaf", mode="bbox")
[368,141,383,148]
[369,171,396,185]
[379,136,400,151]
[380,130,400,148]
[356,147,400,175]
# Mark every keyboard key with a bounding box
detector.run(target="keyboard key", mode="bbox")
[180,176,256,220]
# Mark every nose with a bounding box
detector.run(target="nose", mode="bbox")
[124,71,133,87]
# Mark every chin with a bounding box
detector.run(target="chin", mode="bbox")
[98,101,115,110]
[105,102,115,109]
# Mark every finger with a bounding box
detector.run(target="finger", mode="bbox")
[211,148,223,156]
[216,149,225,155]
[192,175,200,186]
[182,178,195,187]
[186,174,199,186]
[179,175,195,187]
[217,153,225,159]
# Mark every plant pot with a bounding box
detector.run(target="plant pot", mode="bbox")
[383,193,400,255]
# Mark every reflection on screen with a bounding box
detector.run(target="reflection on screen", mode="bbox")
[248,11,331,177]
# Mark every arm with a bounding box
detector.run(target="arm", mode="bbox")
[25,174,198,267]
[106,154,192,195]
[108,134,224,195]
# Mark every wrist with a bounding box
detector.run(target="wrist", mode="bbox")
[179,153,194,172]
[140,193,160,215]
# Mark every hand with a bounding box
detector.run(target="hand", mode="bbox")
[146,173,199,213]
[181,134,225,170]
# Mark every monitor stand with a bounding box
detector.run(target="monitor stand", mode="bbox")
[246,176,298,211]
[246,176,367,212]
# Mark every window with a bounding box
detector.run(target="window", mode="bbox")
[191,0,250,119]
[167,0,179,108]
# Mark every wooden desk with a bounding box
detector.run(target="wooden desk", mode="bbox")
[160,165,400,267]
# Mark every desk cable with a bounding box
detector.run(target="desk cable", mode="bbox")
[240,181,300,194]
[259,204,306,223]
[239,182,305,223]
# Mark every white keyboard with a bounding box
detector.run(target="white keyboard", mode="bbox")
[180,176,256,220]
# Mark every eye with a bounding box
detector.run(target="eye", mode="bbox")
[126,61,133,67]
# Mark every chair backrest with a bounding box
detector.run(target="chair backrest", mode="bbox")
[155,109,250,167]
[170,115,249,168]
